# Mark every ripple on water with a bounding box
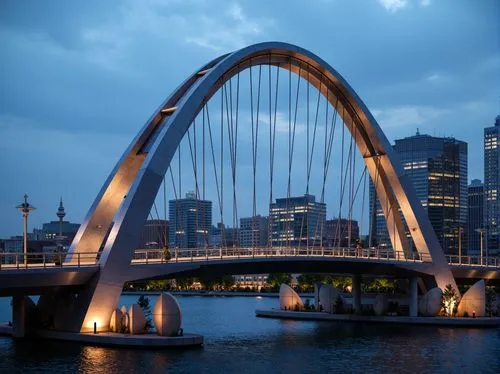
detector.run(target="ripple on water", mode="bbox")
[0,296,499,373]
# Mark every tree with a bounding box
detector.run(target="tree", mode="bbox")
[486,287,496,317]
[175,277,194,290]
[324,276,352,292]
[162,246,171,262]
[198,275,216,290]
[137,295,153,331]
[441,284,460,317]
[266,273,292,290]
[146,279,172,291]
[297,274,325,292]
[220,275,235,291]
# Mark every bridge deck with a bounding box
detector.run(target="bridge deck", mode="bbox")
[0,248,498,296]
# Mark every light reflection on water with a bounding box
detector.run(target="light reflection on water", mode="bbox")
[1,295,499,373]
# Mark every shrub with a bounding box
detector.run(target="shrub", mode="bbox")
[137,295,153,331]
[162,247,171,262]
[441,284,460,317]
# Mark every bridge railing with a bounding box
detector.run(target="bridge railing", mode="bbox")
[0,251,99,270]
[131,247,432,264]
[446,255,500,267]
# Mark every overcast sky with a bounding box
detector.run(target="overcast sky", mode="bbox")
[1,0,499,237]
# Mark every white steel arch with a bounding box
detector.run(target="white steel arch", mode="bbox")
[61,42,457,332]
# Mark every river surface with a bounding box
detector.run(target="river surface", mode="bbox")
[1,295,499,373]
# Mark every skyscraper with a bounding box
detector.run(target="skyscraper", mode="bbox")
[269,194,326,248]
[370,132,468,255]
[467,179,484,254]
[168,192,212,252]
[484,115,500,254]
[239,215,269,248]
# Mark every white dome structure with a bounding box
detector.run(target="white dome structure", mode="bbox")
[120,305,130,331]
[279,284,303,310]
[128,304,146,334]
[153,292,182,336]
[318,284,342,313]
[109,308,124,332]
[418,287,443,316]
[457,280,485,317]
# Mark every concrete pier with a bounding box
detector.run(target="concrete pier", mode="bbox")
[12,295,25,338]
[352,274,362,314]
[409,278,418,317]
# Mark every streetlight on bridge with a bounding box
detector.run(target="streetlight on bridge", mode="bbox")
[475,228,485,265]
[16,194,36,266]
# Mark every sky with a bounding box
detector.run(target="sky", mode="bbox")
[0,0,499,237]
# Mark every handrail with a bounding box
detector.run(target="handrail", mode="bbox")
[1,248,499,271]
[0,251,100,270]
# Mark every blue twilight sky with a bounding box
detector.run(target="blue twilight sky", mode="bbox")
[0,0,499,237]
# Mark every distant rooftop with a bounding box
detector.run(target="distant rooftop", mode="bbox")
[469,179,483,187]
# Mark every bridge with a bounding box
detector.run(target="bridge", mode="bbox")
[2,248,499,296]
[4,41,499,337]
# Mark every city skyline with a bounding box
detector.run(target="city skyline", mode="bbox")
[1,0,499,236]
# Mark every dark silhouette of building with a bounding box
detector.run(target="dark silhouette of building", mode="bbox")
[468,179,484,254]
[324,218,360,248]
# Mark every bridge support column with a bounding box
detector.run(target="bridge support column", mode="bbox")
[352,274,362,315]
[12,295,26,338]
[409,278,418,317]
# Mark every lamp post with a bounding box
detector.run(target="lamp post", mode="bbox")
[458,226,463,265]
[475,228,485,265]
[16,194,36,266]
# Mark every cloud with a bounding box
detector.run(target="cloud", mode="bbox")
[1,0,273,74]
[378,0,408,13]
[185,3,274,52]
[258,111,306,134]
[426,73,441,82]
[378,0,432,13]
[371,105,447,128]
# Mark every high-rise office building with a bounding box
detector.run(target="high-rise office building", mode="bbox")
[269,194,326,248]
[169,192,212,252]
[484,115,500,254]
[324,218,360,248]
[370,132,468,255]
[467,179,484,254]
[239,215,269,247]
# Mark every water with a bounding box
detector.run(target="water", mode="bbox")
[1,295,499,373]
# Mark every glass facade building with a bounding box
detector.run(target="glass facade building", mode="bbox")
[169,192,212,252]
[239,215,269,248]
[484,116,500,254]
[269,194,326,248]
[467,179,484,253]
[370,132,468,255]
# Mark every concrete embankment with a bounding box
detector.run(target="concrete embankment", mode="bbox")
[123,291,314,298]
[255,309,500,328]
